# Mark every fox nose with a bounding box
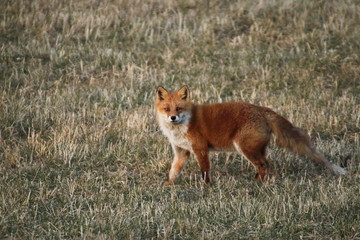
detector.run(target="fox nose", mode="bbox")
[170,116,177,121]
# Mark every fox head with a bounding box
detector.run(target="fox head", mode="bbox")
[155,86,192,124]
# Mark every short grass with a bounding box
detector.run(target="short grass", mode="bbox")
[1,0,360,239]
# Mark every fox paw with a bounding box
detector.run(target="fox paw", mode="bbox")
[163,180,174,186]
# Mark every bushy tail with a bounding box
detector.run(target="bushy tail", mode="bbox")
[266,112,346,176]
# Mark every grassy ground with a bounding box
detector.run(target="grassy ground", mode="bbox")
[1,0,360,239]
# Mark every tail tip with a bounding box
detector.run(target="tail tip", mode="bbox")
[331,164,347,176]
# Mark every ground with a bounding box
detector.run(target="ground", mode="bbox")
[0,0,359,239]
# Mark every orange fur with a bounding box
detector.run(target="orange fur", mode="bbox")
[156,86,346,185]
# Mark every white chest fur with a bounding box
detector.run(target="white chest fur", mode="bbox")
[159,122,192,151]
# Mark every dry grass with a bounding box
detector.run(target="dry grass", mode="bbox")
[1,0,360,239]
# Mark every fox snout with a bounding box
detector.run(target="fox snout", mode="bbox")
[170,115,178,122]
[167,115,182,124]
[169,113,191,124]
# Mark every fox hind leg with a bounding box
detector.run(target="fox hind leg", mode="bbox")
[233,138,270,181]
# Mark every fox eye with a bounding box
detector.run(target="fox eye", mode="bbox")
[176,107,183,111]
[164,108,170,112]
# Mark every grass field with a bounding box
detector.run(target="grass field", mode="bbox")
[1,0,360,239]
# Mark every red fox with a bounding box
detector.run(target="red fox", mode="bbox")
[155,86,346,185]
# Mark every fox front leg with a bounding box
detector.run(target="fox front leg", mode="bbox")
[164,146,190,185]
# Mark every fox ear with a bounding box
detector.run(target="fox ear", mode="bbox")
[156,86,168,101]
[177,85,190,101]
